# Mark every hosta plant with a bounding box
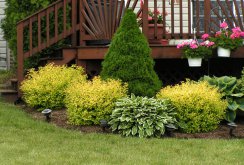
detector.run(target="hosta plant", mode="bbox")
[109,95,177,138]
[201,76,244,122]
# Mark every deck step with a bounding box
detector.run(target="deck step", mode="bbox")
[0,89,18,94]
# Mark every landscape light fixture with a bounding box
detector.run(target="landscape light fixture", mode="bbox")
[100,119,108,132]
[227,122,237,138]
[41,109,52,122]
[165,124,177,137]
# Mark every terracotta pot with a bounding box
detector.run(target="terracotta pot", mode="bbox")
[187,58,202,67]
[217,47,231,57]
[148,24,166,44]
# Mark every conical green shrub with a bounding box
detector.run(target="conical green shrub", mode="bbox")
[100,9,162,97]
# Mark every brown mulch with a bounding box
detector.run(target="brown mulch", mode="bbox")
[19,104,244,139]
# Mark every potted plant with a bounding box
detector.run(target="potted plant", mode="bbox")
[210,21,244,57]
[138,2,170,44]
[177,34,215,67]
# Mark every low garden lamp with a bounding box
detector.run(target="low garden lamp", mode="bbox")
[100,119,108,132]
[227,122,237,138]
[41,109,52,122]
[165,124,177,137]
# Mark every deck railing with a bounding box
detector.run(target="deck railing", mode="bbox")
[16,0,244,94]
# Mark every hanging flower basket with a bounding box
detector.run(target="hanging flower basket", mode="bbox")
[187,58,202,67]
[217,47,231,57]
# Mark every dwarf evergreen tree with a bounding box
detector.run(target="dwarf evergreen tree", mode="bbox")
[100,9,162,97]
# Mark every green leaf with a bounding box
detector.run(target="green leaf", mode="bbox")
[145,128,153,136]
[132,126,138,135]
[225,110,236,122]
[228,101,239,111]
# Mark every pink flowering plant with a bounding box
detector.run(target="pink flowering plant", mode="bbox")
[148,9,168,24]
[177,34,215,58]
[210,21,244,50]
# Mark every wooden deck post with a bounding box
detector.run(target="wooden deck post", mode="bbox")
[204,0,211,34]
[142,0,148,38]
[17,22,24,97]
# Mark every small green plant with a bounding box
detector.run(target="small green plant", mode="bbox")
[201,76,244,122]
[109,95,176,138]
[0,69,15,84]
[65,77,128,125]
[21,63,86,109]
[157,80,227,133]
[100,9,162,97]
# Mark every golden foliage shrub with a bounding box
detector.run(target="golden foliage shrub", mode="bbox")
[21,64,86,109]
[65,77,128,125]
[157,80,227,133]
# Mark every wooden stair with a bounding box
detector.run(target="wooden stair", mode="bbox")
[0,78,18,103]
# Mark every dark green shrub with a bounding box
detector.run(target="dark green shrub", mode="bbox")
[20,64,86,110]
[65,77,128,125]
[109,95,176,138]
[100,9,162,97]
[201,76,244,122]
[157,80,227,133]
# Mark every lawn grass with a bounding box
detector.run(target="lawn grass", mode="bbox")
[0,101,244,165]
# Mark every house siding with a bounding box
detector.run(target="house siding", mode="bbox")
[0,0,9,70]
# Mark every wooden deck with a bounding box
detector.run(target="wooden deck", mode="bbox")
[15,0,244,96]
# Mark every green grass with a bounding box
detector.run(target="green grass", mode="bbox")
[0,101,244,165]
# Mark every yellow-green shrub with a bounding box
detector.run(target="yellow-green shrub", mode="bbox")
[157,80,227,133]
[21,63,86,109]
[65,77,128,125]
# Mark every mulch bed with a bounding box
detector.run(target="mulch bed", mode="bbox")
[19,104,244,139]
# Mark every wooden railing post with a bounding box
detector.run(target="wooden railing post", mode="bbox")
[17,22,24,97]
[204,0,211,33]
[142,0,148,38]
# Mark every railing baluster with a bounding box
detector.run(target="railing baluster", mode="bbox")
[38,13,41,51]
[204,0,211,33]
[46,9,50,47]
[179,0,183,38]
[54,4,58,43]
[142,0,148,37]
[63,0,67,37]
[71,0,77,46]
[233,0,244,30]
[162,0,166,38]
[29,18,33,57]
[188,0,191,37]
[171,0,175,38]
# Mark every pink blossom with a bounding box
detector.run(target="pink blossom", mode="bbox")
[240,32,244,37]
[230,32,240,39]
[232,27,241,33]
[148,16,153,21]
[220,21,228,29]
[202,40,214,47]
[215,31,221,37]
[190,43,198,49]
[201,34,209,40]
[154,10,160,15]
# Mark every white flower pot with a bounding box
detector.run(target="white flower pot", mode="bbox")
[187,58,202,67]
[217,47,231,57]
